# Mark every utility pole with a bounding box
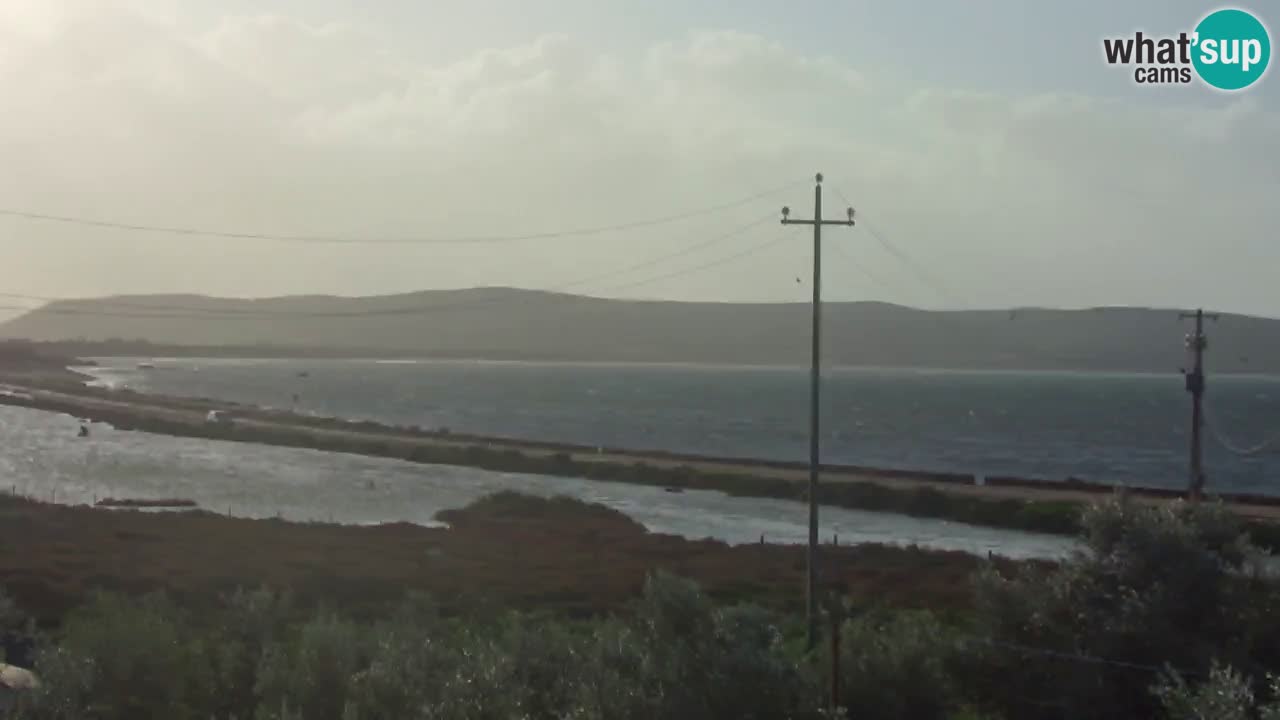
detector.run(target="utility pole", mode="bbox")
[781,173,855,650]
[823,590,848,715]
[1180,308,1219,501]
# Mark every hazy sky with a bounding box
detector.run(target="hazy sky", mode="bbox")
[1,0,1277,316]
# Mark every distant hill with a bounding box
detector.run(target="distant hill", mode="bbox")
[2,288,1278,374]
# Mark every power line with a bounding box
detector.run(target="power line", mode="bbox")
[0,216,776,321]
[858,217,964,305]
[551,215,775,293]
[828,239,892,294]
[590,232,788,295]
[829,187,963,305]
[963,637,1199,677]
[0,293,297,317]
[0,180,804,246]
[1203,403,1280,457]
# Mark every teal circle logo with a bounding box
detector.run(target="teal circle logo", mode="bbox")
[1192,8,1271,90]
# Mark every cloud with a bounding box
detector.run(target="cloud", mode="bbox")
[0,4,1277,314]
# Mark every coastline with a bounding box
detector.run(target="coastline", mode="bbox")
[26,363,1256,501]
[22,338,1280,375]
[4,369,1280,547]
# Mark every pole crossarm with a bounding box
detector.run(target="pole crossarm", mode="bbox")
[780,218,855,227]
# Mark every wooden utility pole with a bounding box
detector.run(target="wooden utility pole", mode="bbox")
[824,591,847,715]
[1180,309,1219,501]
[781,173,854,650]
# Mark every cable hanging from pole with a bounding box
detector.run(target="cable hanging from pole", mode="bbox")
[0,179,806,245]
[594,232,788,295]
[1202,403,1280,456]
[828,240,893,293]
[829,186,964,306]
[0,215,779,320]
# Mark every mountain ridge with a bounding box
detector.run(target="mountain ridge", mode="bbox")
[2,288,1277,373]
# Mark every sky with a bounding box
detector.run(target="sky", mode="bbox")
[0,0,1277,316]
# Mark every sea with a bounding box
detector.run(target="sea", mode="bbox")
[81,358,1280,496]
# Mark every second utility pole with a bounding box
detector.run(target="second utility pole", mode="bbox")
[1180,308,1219,501]
[782,173,855,650]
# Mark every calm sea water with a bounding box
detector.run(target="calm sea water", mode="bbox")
[83,359,1280,495]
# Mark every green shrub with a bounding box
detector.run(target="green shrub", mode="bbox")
[1154,662,1258,720]
[617,572,813,720]
[25,508,1280,720]
[1010,500,1080,534]
[16,575,821,719]
[0,586,23,633]
[254,613,370,720]
[837,610,961,720]
[23,593,214,720]
[970,496,1277,720]
[344,618,448,718]
[208,588,295,717]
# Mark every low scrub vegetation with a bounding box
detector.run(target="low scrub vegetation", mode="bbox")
[5,493,1280,718]
[12,576,820,720]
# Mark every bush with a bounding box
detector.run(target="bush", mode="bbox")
[0,586,23,632]
[22,593,214,720]
[209,588,295,717]
[254,613,370,720]
[969,496,1277,720]
[30,512,1280,720]
[837,611,961,720]
[14,574,826,719]
[1154,662,1259,720]
[611,571,813,720]
[0,585,34,666]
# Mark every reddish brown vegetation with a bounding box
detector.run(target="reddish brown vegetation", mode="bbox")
[0,492,1005,626]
